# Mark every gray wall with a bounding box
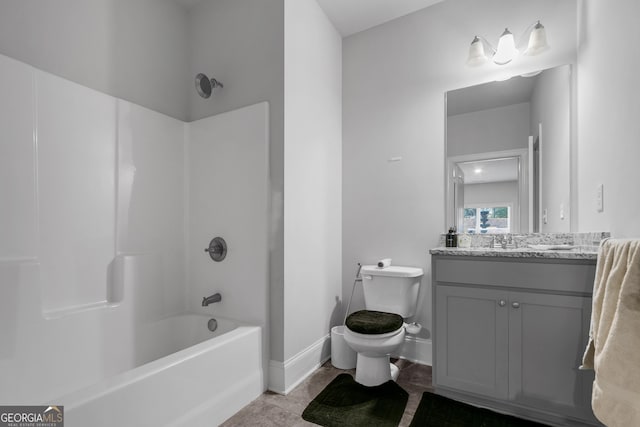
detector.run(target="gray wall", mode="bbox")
[530,65,571,232]
[0,0,190,121]
[447,103,530,157]
[343,0,578,341]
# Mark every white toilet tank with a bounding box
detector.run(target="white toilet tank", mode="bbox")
[360,265,423,317]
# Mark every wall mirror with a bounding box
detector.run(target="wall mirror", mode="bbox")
[445,64,572,234]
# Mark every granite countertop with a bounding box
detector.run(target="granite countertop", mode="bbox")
[429,246,599,260]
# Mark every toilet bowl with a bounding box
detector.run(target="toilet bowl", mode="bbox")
[343,265,423,386]
[343,317,406,386]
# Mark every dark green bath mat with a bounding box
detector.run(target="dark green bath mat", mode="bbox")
[409,392,549,427]
[302,373,408,427]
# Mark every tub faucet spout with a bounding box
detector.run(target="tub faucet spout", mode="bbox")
[202,293,222,306]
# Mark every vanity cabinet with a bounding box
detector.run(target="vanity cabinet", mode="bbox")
[432,255,601,426]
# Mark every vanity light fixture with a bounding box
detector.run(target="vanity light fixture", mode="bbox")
[466,21,549,67]
[524,21,550,56]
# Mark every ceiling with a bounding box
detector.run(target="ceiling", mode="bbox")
[315,0,444,37]
[458,157,519,185]
[447,74,540,117]
[176,0,445,37]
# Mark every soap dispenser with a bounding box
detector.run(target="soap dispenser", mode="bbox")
[446,227,458,248]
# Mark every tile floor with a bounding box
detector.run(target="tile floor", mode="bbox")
[221,359,433,427]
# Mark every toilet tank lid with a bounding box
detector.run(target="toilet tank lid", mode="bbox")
[361,265,423,278]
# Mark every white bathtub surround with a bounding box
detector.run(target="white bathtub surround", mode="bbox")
[186,103,269,326]
[37,69,117,313]
[62,317,263,427]
[0,53,269,411]
[116,100,186,313]
[0,52,186,403]
[0,255,174,404]
[0,54,37,261]
[186,102,270,381]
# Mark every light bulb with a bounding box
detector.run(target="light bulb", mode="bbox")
[493,28,518,65]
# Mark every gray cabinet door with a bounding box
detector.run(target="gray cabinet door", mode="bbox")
[435,285,509,399]
[508,291,597,421]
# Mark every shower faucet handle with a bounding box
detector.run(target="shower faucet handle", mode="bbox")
[205,244,223,255]
[205,237,227,262]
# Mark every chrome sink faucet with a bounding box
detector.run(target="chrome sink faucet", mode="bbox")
[491,235,513,249]
[202,293,222,306]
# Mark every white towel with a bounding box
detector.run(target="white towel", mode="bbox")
[581,238,640,426]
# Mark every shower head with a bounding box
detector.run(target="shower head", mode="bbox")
[195,73,223,99]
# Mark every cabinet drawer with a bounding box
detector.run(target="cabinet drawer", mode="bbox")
[434,257,596,295]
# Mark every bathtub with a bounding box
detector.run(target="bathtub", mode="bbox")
[59,313,263,427]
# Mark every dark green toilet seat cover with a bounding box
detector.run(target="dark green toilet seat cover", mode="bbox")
[345,310,403,335]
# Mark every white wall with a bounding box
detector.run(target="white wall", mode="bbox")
[577,0,640,237]
[273,0,342,390]
[186,102,270,370]
[0,0,190,121]
[530,65,571,232]
[343,0,578,354]
[0,54,186,403]
[447,103,531,157]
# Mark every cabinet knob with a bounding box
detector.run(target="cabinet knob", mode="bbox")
[498,300,506,307]
[512,302,521,309]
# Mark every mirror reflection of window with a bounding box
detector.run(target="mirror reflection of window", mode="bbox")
[451,155,521,233]
[463,206,511,234]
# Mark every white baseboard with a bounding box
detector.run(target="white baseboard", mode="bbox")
[268,333,331,395]
[268,334,430,394]
[394,336,432,366]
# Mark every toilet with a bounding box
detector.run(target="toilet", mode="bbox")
[343,265,423,386]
